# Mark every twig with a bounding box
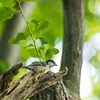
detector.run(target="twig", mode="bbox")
[0,67,68,100]
[18,0,41,62]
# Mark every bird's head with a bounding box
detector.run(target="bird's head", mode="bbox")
[46,60,57,68]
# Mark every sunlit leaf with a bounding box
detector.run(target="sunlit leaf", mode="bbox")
[8,32,26,44]
[24,44,34,48]
[52,48,59,54]
[39,21,49,30]
[45,48,59,60]
[27,47,38,58]
[38,46,45,52]
[39,37,48,45]
[0,0,16,7]
[0,6,18,22]
[8,38,18,44]
[30,19,39,26]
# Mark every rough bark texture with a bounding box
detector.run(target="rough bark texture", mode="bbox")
[0,63,22,93]
[61,0,84,99]
[0,0,84,99]
[30,81,69,100]
[0,63,68,100]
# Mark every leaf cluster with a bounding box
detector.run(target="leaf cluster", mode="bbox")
[0,0,60,61]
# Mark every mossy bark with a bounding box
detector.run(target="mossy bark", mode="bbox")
[61,0,84,99]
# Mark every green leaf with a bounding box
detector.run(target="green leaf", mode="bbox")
[45,48,59,60]
[8,32,26,44]
[8,38,18,44]
[24,44,34,48]
[39,21,49,30]
[38,46,45,52]
[30,19,39,26]
[39,37,48,45]
[27,47,38,58]
[0,0,16,7]
[52,48,59,54]
[0,6,18,22]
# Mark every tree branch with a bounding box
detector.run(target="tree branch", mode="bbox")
[0,63,68,100]
[0,62,22,93]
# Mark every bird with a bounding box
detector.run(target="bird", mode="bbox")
[22,60,57,74]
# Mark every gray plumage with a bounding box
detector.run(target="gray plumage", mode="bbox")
[22,60,57,73]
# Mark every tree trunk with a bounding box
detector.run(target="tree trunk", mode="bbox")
[0,0,84,100]
[0,63,68,100]
[30,0,84,100]
[61,0,84,99]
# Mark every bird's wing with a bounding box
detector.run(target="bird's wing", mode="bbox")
[39,62,47,66]
[22,61,47,71]
[30,62,46,67]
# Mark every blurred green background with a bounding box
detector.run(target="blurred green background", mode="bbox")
[0,0,100,99]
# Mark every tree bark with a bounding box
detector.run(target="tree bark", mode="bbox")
[61,0,84,99]
[0,63,68,100]
[0,0,84,99]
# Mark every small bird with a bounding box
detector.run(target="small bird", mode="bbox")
[22,60,57,74]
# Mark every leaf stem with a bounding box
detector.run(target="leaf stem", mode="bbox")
[18,1,41,62]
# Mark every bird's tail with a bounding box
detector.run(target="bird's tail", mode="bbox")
[22,66,31,70]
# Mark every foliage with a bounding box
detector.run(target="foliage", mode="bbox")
[0,0,63,94]
[8,32,27,44]
[0,0,62,62]
[1,0,100,99]
[83,0,100,100]
[0,0,17,22]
